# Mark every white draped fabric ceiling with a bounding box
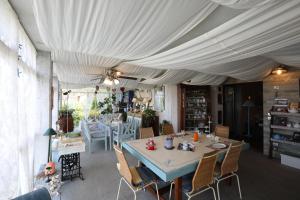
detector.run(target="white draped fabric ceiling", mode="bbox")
[32,0,300,88]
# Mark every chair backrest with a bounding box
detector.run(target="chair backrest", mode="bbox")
[162,123,174,135]
[221,141,243,176]
[118,123,131,135]
[215,125,229,138]
[191,151,218,193]
[140,127,154,139]
[114,145,133,184]
[127,116,133,124]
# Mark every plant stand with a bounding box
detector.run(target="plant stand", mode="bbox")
[59,153,84,181]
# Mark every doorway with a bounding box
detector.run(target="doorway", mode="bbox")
[223,82,263,152]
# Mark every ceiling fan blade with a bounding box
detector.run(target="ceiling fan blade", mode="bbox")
[87,73,105,76]
[90,77,102,81]
[118,76,138,80]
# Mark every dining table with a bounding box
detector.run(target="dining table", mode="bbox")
[122,132,241,200]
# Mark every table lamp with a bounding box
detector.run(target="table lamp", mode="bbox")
[44,128,57,182]
[44,128,57,162]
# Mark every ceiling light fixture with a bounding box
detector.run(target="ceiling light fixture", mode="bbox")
[271,66,287,75]
[113,79,120,85]
[103,77,113,85]
[116,71,122,76]
[102,70,122,86]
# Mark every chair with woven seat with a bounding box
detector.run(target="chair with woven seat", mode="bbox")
[169,151,218,200]
[214,141,243,200]
[215,125,229,138]
[162,123,174,135]
[140,127,155,139]
[114,145,160,200]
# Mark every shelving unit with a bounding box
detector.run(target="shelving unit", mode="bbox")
[179,85,210,131]
[269,111,300,159]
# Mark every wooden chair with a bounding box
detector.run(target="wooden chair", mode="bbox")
[169,152,218,200]
[140,127,155,139]
[215,125,229,138]
[162,123,174,135]
[114,145,160,200]
[214,141,243,200]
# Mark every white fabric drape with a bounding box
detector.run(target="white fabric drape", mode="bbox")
[201,56,277,81]
[210,0,276,9]
[0,1,38,199]
[183,73,227,85]
[33,0,218,60]
[130,0,300,70]
[52,50,122,67]
[116,63,165,79]
[264,42,300,67]
[141,69,196,85]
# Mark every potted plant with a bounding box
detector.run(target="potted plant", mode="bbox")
[160,120,171,135]
[58,105,74,133]
[142,108,156,128]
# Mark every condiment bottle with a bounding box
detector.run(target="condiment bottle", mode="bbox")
[193,130,199,142]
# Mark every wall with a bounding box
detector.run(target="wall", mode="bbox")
[52,77,59,129]
[157,85,178,132]
[210,86,223,126]
[263,70,300,155]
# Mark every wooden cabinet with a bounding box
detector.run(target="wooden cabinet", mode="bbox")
[178,84,210,131]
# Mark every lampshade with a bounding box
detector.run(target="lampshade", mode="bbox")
[104,77,113,85]
[43,128,57,136]
[271,66,287,75]
[242,96,255,107]
[113,79,120,85]
[116,71,122,76]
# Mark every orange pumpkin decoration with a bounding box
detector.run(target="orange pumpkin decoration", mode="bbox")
[44,162,56,175]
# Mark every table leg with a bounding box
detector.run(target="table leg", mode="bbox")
[175,177,182,200]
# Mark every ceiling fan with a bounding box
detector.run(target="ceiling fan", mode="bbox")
[89,66,139,85]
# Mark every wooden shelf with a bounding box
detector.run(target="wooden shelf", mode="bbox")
[270,125,300,132]
[270,112,300,117]
[271,138,300,147]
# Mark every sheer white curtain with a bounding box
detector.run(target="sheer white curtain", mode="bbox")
[0,41,20,200]
[0,1,38,199]
[83,93,95,119]
[0,0,18,50]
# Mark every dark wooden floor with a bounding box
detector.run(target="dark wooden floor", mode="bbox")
[61,145,300,200]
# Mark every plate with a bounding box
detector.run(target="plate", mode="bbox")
[211,143,227,149]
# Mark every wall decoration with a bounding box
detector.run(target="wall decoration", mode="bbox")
[154,86,165,112]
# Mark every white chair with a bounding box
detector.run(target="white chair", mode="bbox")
[81,120,108,152]
[113,122,135,147]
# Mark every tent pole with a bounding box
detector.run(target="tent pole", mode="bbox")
[48,60,53,162]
